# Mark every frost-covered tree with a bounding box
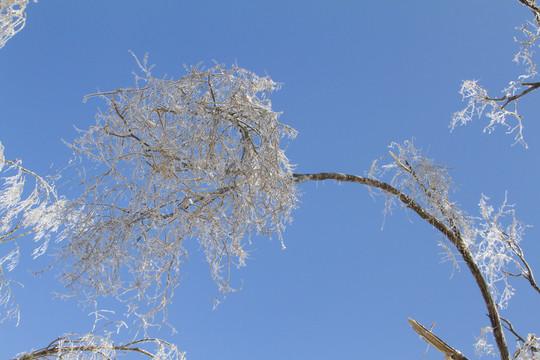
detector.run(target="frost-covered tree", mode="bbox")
[60,56,298,327]
[3,1,540,360]
[59,57,537,360]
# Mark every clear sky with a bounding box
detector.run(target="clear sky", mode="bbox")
[1,1,540,359]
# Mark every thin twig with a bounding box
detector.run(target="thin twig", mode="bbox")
[500,317,527,343]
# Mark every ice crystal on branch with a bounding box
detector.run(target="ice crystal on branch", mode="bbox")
[62,56,298,328]
[474,326,496,357]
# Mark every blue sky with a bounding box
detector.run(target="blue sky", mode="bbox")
[1,1,540,359]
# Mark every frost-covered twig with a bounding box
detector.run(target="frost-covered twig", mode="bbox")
[518,0,540,26]
[514,334,540,360]
[475,326,497,357]
[0,141,66,323]
[0,0,37,49]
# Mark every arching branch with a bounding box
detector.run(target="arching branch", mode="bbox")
[293,172,511,360]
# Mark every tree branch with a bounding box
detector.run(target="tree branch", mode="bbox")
[293,172,511,360]
[517,0,540,26]
[408,318,469,360]
[486,82,540,110]
[12,336,183,360]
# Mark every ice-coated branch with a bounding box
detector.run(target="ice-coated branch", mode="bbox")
[12,333,184,360]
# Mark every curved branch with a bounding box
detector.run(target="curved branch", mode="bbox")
[293,172,511,360]
[517,0,540,26]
